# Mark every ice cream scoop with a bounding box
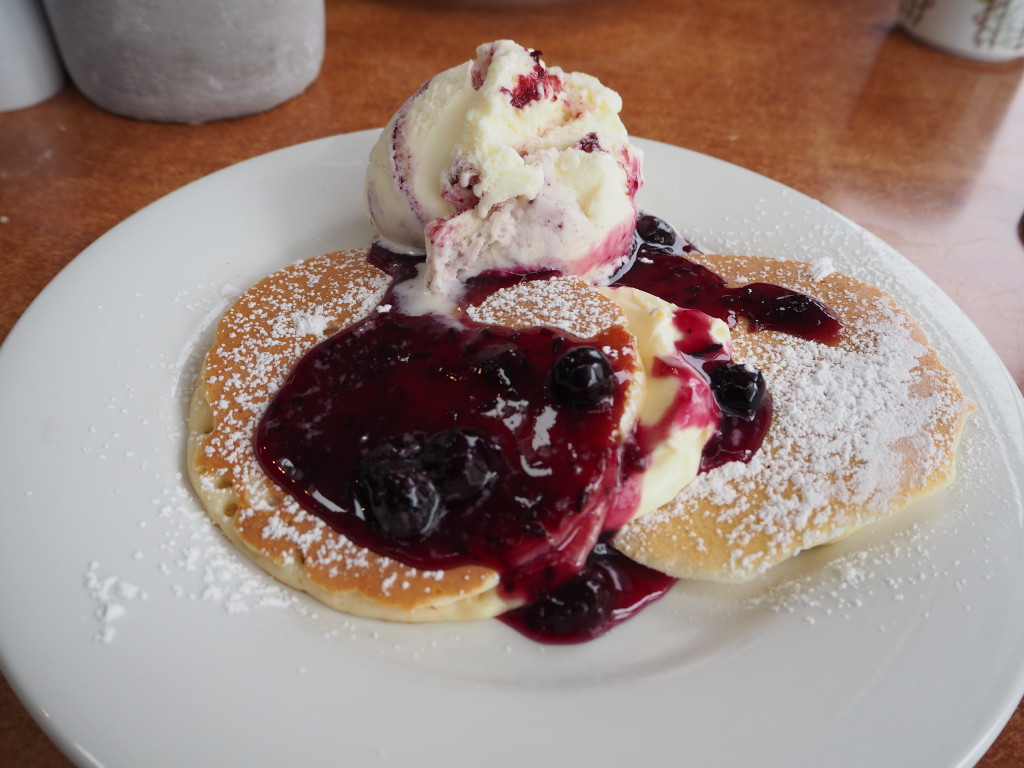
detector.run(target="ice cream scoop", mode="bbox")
[366,40,643,297]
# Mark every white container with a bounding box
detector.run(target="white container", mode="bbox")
[0,0,64,112]
[898,0,1024,62]
[42,0,325,123]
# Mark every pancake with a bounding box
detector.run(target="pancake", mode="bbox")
[612,253,973,583]
[187,249,644,622]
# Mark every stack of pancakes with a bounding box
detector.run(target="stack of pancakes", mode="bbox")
[188,248,972,621]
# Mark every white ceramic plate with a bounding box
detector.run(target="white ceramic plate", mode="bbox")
[1,131,1022,768]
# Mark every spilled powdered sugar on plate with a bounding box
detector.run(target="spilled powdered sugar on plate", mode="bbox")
[80,277,319,644]
[85,561,149,644]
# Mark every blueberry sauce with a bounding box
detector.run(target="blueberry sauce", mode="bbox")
[255,297,635,604]
[256,214,841,643]
[500,541,676,644]
[617,215,842,345]
[700,361,773,472]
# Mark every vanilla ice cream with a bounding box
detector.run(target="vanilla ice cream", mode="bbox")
[366,40,643,297]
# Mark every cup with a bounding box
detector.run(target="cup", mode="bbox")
[41,0,325,123]
[898,0,1024,62]
[0,0,64,112]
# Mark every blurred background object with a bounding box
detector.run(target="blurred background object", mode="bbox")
[899,0,1024,61]
[41,0,325,123]
[0,0,64,112]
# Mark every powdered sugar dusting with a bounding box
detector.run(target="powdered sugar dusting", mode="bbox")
[805,258,836,282]
[291,307,332,337]
[85,561,149,644]
[198,252,387,502]
[615,257,972,582]
[467,274,624,339]
[152,478,314,616]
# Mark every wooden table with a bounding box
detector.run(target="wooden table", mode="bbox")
[1,0,1022,765]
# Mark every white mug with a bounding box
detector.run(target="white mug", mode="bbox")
[898,0,1024,62]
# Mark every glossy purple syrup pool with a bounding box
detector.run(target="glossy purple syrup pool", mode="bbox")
[255,215,841,643]
[257,309,634,602]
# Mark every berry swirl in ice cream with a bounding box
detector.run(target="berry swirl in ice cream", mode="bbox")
[365,40,642,297]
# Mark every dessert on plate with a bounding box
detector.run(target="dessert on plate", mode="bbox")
[187,40,972,642]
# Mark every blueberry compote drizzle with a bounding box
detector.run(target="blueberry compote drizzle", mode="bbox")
[501,541,676,645]
[619,215,842,345]
[255,271,635,605]
[256,219,842,644]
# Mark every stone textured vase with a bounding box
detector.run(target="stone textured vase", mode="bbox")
[42,0,325,123]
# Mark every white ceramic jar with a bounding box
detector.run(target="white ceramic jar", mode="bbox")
[42,0,325,123]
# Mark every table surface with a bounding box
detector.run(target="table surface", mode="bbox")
[1,0,1022,765]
